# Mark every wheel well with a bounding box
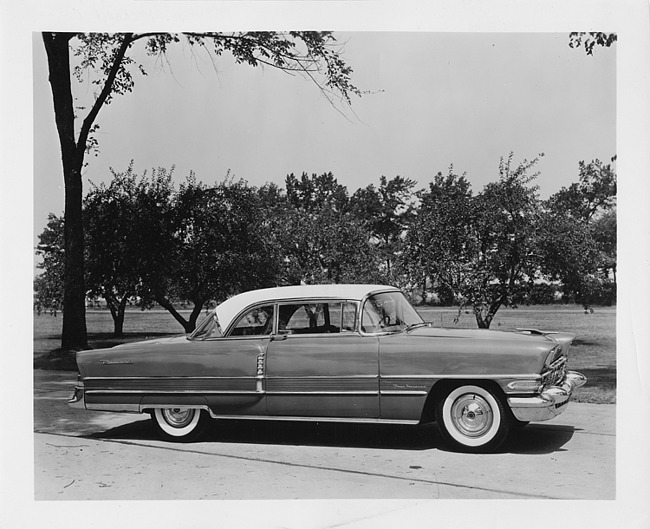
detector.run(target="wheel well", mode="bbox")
[419,379,508,424]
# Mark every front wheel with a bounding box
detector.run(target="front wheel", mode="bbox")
[436,384,510,453]
[152,408,207,442]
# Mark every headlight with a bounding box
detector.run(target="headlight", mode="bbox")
[544,345,562,367]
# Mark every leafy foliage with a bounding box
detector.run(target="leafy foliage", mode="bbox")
[285,172,350,213]
[544,158,617,309]
[592,209,617,279]
[34,214,65,315]
[547,159,616,222]
[350,175,417,278]
[569,32,617,55]
[36,152,618,334]
[275,172,382,285]
[42,30,361,350]
[460,154,544,327]
[402,168,473,304]
[84,162,176,334]
[164,175,281,331]
[403,155,546,328]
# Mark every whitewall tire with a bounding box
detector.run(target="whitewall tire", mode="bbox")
[152,408,206,442]
[436,384,510,452]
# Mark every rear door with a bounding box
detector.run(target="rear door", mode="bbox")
[265,300,380,418]
[178,304,275,416]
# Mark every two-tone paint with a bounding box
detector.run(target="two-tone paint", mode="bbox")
[69,284,586,451]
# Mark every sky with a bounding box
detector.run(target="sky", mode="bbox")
[33,31,616,246]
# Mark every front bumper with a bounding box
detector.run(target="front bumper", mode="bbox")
[507,371,587,422]
[67,384,86,409]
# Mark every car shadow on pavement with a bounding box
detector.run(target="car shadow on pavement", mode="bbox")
[502,423,578,454]
[86,417,577,454]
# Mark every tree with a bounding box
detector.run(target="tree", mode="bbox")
[350,175,416,279]
[404,155,543,328]
[592,209,617,284]
[34,214,65,315]
[542,158,617,307]
[547,158,616,223]
[464,155,544,328]
[285,171,350,213]
[272,172,381,285]
[402,168,473,304]
[569,32,617,55]
[140,176,280,332]
[42,31,360,351]
[277,207,381,285]
[83,163,175,335]
[536,210,600,307]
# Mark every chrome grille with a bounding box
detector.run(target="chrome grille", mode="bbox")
[541,356,567,388]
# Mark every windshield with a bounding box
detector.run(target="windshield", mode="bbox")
[189,311,223,340]
[361,291,423,333]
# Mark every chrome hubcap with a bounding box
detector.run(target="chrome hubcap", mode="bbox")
[450,394,493,438]
[161,408,195,428]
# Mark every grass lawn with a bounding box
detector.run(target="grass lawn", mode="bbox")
[33,304,616,404]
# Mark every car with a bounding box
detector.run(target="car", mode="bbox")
[68,284,586,452]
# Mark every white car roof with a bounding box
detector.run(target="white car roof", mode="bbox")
[215,284,399,332]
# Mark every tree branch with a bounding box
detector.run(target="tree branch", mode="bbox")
[76,33,134,166]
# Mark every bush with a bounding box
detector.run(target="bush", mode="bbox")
[435,283,456,306]
[580,277,616,306]
[527,283,557,305]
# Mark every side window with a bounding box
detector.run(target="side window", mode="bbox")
[230,305,274,336]
[278,302,349,334]
[361,301,382,333]
[341,302,357,332]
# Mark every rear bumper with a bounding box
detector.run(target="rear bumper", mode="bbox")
[507,371,587,422]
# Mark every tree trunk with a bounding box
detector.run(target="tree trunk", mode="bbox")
[475,313,489,329]
[155,296,193,333]
[43,33,88,351]
[188,302,206,332]
[105,292,129,336]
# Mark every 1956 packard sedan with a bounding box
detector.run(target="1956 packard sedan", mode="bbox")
[69,284,586,452]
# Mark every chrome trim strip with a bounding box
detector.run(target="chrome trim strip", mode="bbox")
[85,389,263,395]
[85,403,141,413]
[380,374,539,380]
[266,391,378,396]
[267,375,378,380]
[205,412,419,425]
[380,390,428,396]
[86,374,539,381]
[85,374,380,381]
[84,375,257,381]
[88,389,428,396]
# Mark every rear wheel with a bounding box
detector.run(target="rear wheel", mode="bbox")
[436,384,510,453]
[152,408,207,442]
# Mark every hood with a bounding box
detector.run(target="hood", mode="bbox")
[406,326,576,360]
[408,326,567,343]
[386,326,575,375]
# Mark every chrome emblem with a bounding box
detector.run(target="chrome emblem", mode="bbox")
[101,360,133,365]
